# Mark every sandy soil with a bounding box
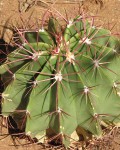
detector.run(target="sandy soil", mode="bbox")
[0,0,120,43]
[0,0,120,149]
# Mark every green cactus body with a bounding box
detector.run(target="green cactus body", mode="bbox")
[0,16,120,147]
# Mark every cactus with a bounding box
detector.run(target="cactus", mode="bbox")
[0,14,120,147]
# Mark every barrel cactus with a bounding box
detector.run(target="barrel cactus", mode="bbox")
[0,14,120,147]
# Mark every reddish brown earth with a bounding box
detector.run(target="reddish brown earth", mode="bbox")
[0,0,120,43]
[0,0,120,149]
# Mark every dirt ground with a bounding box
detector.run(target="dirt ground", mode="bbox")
[0,0,120,149]
[0,0,120,43]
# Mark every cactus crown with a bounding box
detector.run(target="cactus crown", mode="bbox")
[0,13,120,147]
